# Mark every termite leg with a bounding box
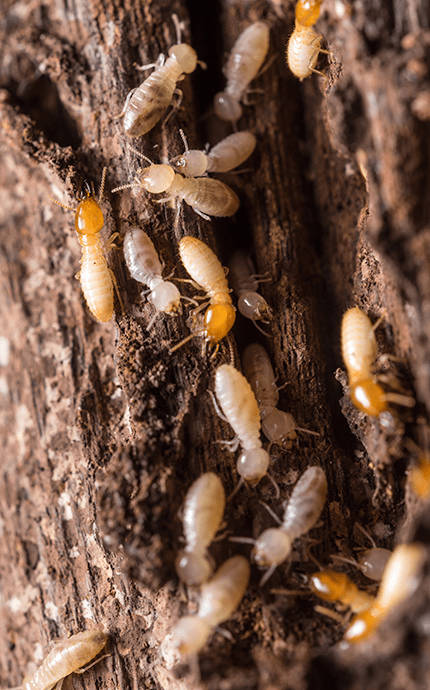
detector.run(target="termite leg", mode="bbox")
[252,319,272,338]
[208,390,229,423]
[259,500,282,525]
[229,535,255,545]
[193,208,211,221]
[215,626,234,642]
[227,477,245,501]
[259,564,277,587]
[74,652,111,674]
[106,232,121,250]
[109,269,125,314]
[314,605,346,624]
[355,523,376,548]
[295,425,320,437]
[310,67,327,79]
[163,89,183,128]
[215,438,240,452]
[113,88,136,119]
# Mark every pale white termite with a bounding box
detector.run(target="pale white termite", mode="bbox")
[286,0,328,81]
[176,472,226,586]
[229,252,272,333]
[123,227,181,320]
[214,364,270,485]
[344,543,426,643]
[171,130,257,177]
[341,307,415,417]
[332,547,392,582]
[11,629,108,690]
[112,162,239,220]
[169,237,236,354]
[118,16,200,137]
[214,22,270,123]
[237,467,327,584]
[53,169,118,322]
[242,343,320,445]
[168,556,250,657]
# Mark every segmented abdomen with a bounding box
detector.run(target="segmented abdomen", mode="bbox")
[287,27,322,80]
[341,307,377,380]
[225,22,269,98]
[80,244,113,322]
[179,236,229,299]
[282,466,327,540]
[180,177,240,217]
[124,63,178,137]
[215,364,261,449]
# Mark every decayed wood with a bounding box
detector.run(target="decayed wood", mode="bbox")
[0,0,430,688]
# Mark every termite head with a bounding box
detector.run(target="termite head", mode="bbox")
[309,569,349,602]
[237,448,270,484]
[75,196,104,237]
[252,528,292,567]
[213,92,243,123]
[175,550,212,586]
[295,0,322,26]
[149,281,181,314]
[344,607,381,644]
[171,150,208,177]
[238,293,272,322]
[170,616,211,656]
[350,379,388,417]
[138,164,175,194]
[169,44,198,73]
[261,408,297,445]
[204,303,236,343]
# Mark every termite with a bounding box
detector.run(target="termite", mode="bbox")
[213,363,271,485]
[242,343,319,445]
[12,629,108,690]
[168,556,250,657]
[171,130,257,177]
[232,467,327,584]
[112,160,239,220]
[53,169,119,322]
[229,252,272,334]
[117,15,200,137]
[344,543,426,643]
[123,227,181,321]
[286,0,329,81]
[331,547,392,582]
[309,569,375,613]
[169,237,236,354]
[214,22,270,123]
[341,307,415,417]
[409,454,430,499]
[176,472,226,586]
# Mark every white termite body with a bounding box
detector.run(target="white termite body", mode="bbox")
[171,131,257,177]
[122,44,198,137]
[286,24,323,81]
[214,364,270,484]
[253,466,327,570]
[169,556,250,656]
[229,252,272,328]
[123,228,181,314]
[176,473,226,585]
[17,630,108,690]
[332,547,392,582]
[113,164,240,218]
[341,307,377,382]
[214,22,270,122]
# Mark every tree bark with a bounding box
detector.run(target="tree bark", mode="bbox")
[0,0,429,688]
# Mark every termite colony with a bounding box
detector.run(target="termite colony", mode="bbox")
[13,0,427,685]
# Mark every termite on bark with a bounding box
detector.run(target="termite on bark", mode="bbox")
[53,169,119,322]
[10,629,108,690]
[176,473,226,586]
[214,22,270,123]
[169,237,236,355]
[123,227,181,320]
[341,307,415,417]
[310,569,375,613]
[286,0,329,80]
[117,15,201,137]
[168,556,250,657]
[170,130,257,177]
[229,253,272,334]
[242,343,319,445]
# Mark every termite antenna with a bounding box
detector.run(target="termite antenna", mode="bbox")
[111,183,142,194]
[169,331,199,354]
[98,167,108,202]
[295,425,320,437]
[179,128,189,152]
[51,198,75,212]
[384,392,415,408]
[172,13,185,44]
[355,523,376,548]
[229,535,255,545]
[126,144,154,165]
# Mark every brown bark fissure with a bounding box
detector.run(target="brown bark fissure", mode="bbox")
[1,0,430,688]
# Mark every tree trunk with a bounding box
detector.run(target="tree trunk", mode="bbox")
[0,0,429,688]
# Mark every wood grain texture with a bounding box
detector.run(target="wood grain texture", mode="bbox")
[0,0,429,688]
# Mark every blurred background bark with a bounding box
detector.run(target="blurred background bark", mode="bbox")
[0,0,429,688]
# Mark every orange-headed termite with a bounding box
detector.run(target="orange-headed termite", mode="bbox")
[176,473,226,586]
[410,454,430,499]
[214,22,270,123]
[167,556,250,657]
[123,227,181,320]
[229,253,272,334]
[310,569,375,613]
[242,343,319,444]
[341,307,415,417]
[169,237,236,354]
[117,15,201,137]
[171,130,257,177]
[112,159,239,220]
[12,629,108,690]
[53,169,118,322]
[213,363,271,486]
[286,0,328,81]
[344,543,426,643]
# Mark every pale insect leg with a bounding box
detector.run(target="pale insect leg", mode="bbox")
[208,390,229,423]
[229,535,255,545]
[314,605,346,624]
[172,13,186,44]
[109,268,125,314]
[162,89,183,127]
[251,319,272,338]
[265,472,280,498]
[270,588,309,596]
[227,477,245,501]
[113,88,137,119]
[259,500,282,525]
[310,67,327,79]
[135,53,165,71]
[215,627,234,642]
[259,564,277,587]
[355,523,376,548]
[295,425,320,437]
[73,652,111,674]
[146,311,159,331]
[193,208,211,221]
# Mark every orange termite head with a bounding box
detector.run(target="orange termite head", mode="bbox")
[204,303,236,343]
[75,195,104,236]
[343,606,382,644]
[410,455,430,499]
[309,569,349,602]
[295,0,322,26]
[350,379,388,417]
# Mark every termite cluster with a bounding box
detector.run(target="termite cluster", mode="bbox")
[15,0,428,686]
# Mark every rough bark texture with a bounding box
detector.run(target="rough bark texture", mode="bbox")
[1,0,430,688]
